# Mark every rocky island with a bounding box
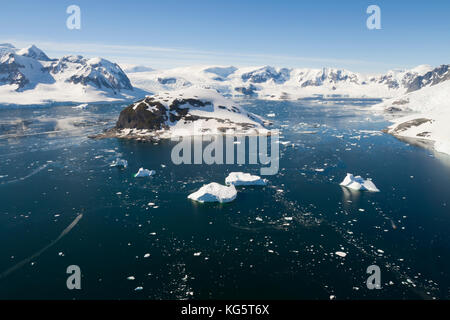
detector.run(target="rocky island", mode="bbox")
[97,87,271,141]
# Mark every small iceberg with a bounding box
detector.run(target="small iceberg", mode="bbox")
[340,173,380,192]
[335,251,347,258]
[188,182,237,203]
[110,158,128,168]
[134,168,156,177]
[225,172,267,186]
[72,103,88,110]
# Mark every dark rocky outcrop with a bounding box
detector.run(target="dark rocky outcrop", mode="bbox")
[390,118,432,134]
[116,98,168,130]
[406,65,450,93]
[157,77,177,85]
[115,97,212,131]
[234,84,259,96]
[0,54,29,89]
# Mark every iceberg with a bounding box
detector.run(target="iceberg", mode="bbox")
[134,168,155,177]
[225,172,267,186]
[340,173,380,192]
[72,103,88,110]
[188,182,237,203]
[335,251,347,257]
[110,158,128,168]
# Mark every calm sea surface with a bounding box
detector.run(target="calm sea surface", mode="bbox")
[0,99,449,299]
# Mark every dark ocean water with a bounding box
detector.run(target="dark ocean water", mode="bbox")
[0,99,449,300]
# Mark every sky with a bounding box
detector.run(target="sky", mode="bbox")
[1,0,449,73]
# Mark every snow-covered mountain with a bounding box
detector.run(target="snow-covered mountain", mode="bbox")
[374,65,450,155]
[125,64,438,100]
[0,43,141,105]
[1,43,448,123]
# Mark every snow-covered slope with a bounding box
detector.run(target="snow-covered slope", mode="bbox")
[109,87,270,140]
[126,64,436,100]
[0,44,143,105]
[1,43,448,112]
[374,66,450,155]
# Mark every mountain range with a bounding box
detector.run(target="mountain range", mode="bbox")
[1,43,449,105]
[0,43,139,105]
[127,63,449,101]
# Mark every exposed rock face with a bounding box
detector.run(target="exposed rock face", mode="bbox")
[242,66,290,84]
[300,68,359,87]
[406,65,450,93]
[0,52,54,90]
[116,98,169,130]
[0,54,29,89]
[116,96,214,130]
[389,118,432,134]
[157,77,177,85]
[62,57,132,91]
[234,84,259,96]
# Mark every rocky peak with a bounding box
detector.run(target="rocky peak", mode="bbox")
[17,45,51,61]
[242,66,290,84]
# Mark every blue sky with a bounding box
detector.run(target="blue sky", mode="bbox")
[1,0,449,73]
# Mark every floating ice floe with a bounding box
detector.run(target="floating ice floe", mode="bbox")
[225,172,267,186]
[188,182,237,203]
[72,103,88,110]
[134,168,156,177]
[110,158,128,168]
[339,173,380,192]
[335,251,347,257]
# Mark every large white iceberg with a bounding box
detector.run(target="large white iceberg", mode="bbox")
[225,172,267,186]
[134,168,156,177]
[340,173,380,192]
[111,158,128,168]
[188,182,237,203]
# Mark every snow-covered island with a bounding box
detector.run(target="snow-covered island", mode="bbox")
[99,87,271,140]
